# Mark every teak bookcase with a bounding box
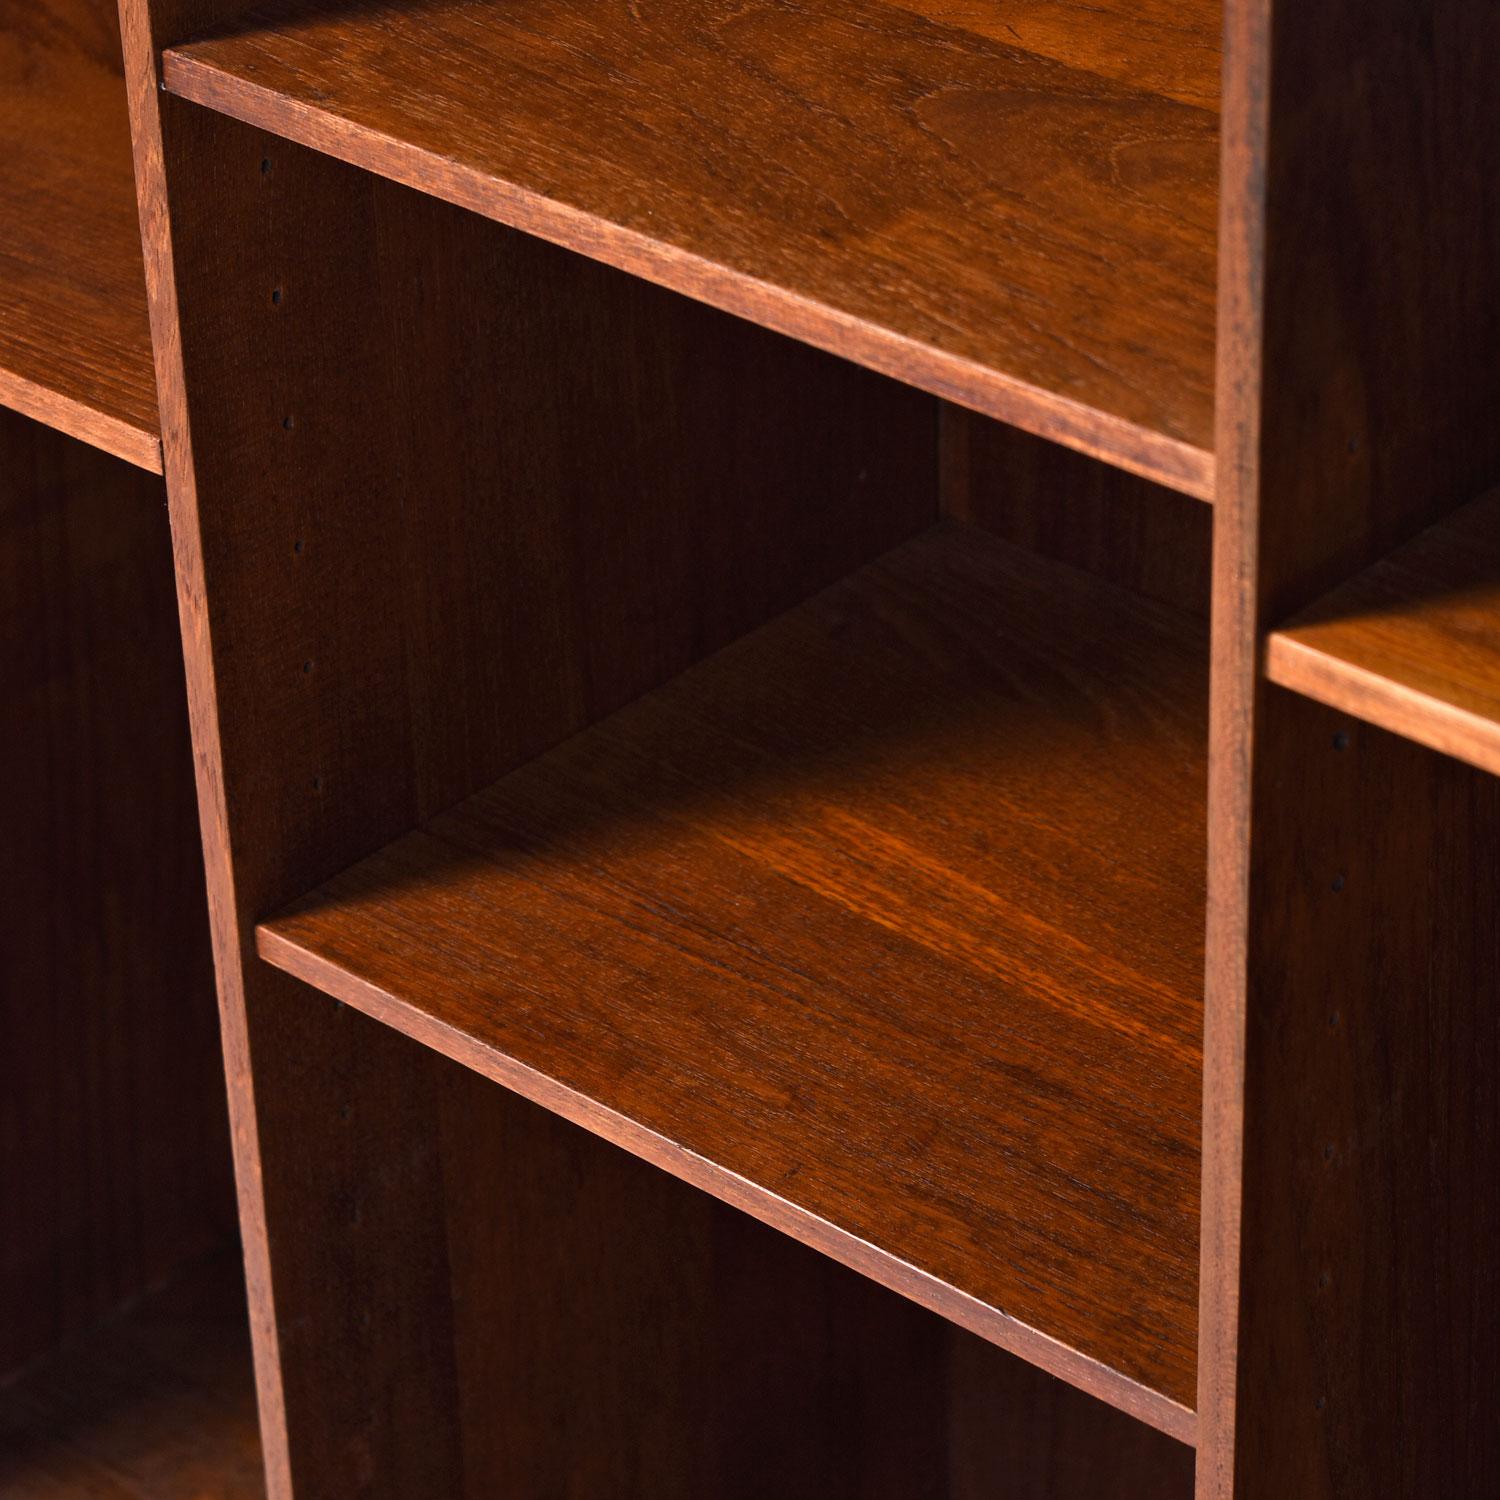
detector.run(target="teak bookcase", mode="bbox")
[0,2,260,1492]
[56,0,1500,1494]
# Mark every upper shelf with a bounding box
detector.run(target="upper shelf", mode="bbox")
[0,29,161,471]
[1267,487,1500,776]
[163,0,1222,498]
[257,521,1207,1439]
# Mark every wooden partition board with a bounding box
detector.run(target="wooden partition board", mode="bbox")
[0,408,232,1379]
[121,26,958,1480]
[155,0,1221,498]
[1203,1,1500,1495]
[0,2,160,468]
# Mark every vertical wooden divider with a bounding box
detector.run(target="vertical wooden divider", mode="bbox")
[122,4,944,1489]
[1203,1,1500,1495]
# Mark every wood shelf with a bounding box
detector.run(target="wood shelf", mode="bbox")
[161,0,1220,498]
[0,27,160,471]
[256,521,1207,1438]
[1266,489,1500,775]
[0,1254,263,1499]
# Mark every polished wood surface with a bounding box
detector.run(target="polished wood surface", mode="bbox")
[0,1253,264,1499]
[0,4,160,468]
[437,1040,1196,1498]
[115,87,940,1493]
[0,409,233,1382]
[1267,487,1500,777]
[1201,0,1500,1494]
[161,0,1220,496]
[259,521,1207,1435]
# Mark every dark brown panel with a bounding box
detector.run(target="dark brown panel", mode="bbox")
[161,0,1219,495]
[259,521,1207,1433]
[1231,693,1499,1496]
[0,1252,263,1499]
[1204,0,1500,1493]
[941,406,1212,616]
[0,3,159,467]
[0,409,231,1379]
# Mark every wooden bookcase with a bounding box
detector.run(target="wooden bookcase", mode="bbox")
[118,1,1500,1495]
[0,4,260,1494]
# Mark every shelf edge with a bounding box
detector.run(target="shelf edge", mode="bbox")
[162,49,1215,503]
[1265,630,1500,778]
[255,921,1198,1447]
[0,370,163,474]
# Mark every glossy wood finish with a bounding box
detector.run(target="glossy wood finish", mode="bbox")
[1266,487,1500,777]
[0,3,159,468]
[0,1253,264,1499]
[117,68,942,1486]
[0,409,232,1381]
[118,0,1499,1491]
[259,521,1206,1435]
[1201,1,1500,1494]
[160,0,1220,497]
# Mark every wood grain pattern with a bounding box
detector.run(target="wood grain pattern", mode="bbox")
[941,406,1212,618]
[116,80,940,1493]
[1226,693,1500,1498]
[1265,486,1500,777]
[434,1045,1196,1498]
[0,4,160,469]
[0,1252,264,1499]
[160,0,1221,496]
[1202,0,1500,1494]
[259,521,1208,1435]
[0,409,234,1383]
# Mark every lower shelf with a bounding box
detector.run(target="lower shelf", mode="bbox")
[258,521,1207,1436]
[0,1254,263,1499]
[1267,485,1500,776]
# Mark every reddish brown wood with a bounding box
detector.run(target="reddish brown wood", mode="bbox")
[118,51,942,1485]
[159,0,1220,496]
[1202,1,1500,1495]
[0,4,159,469]
[258,521,1207,1436]
[434,1046,1196,1499]
[0,408,233,1381]
[1266,486,1500,777]
[0,1253,264,1499]
[941,406,1212,617]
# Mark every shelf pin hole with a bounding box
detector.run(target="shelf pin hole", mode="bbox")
[1332,730,1350,751]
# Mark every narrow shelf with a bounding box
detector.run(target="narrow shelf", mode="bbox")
[1266,488,1500,776]
[257,522,1207,1438]
[0,1254,263,1499]
[163,0,1220,498]
[0,32,161,471]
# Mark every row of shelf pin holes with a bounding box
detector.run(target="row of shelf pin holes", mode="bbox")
[260,151,324,799]
[263,149,354,1228]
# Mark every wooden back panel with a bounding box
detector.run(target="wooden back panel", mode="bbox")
[0,409,232,1378]
[1204,1,1500,1493]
